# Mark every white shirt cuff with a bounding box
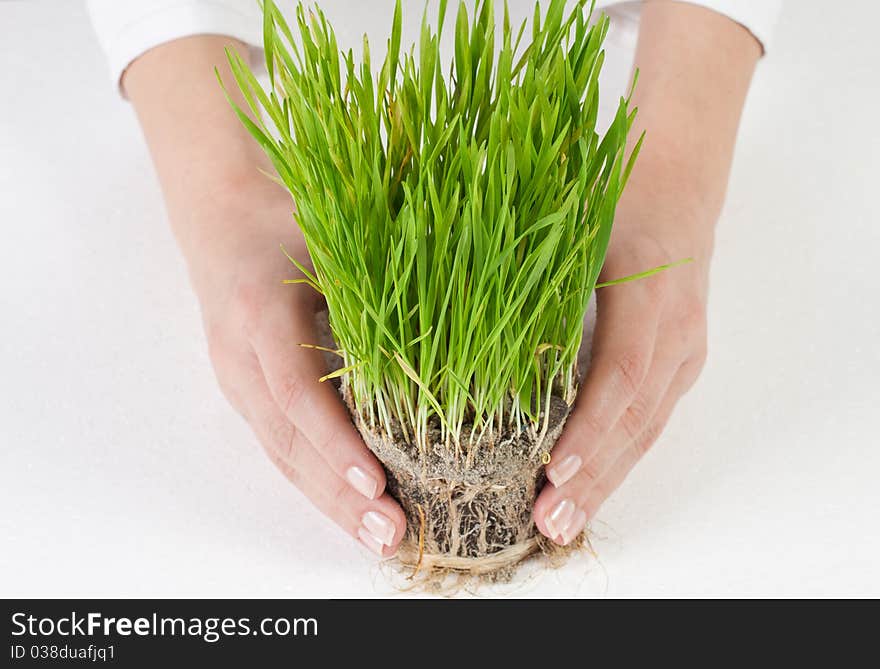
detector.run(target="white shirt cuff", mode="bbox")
[597,0,782,53]
[87,0,263,96]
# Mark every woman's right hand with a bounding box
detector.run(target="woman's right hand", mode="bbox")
[122,34,406,559]
[184,182,406,558]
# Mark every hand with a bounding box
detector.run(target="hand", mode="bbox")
[531,0,760,546]
[122,36,405,559]
[188,185,406,557]
[533,217,711,545]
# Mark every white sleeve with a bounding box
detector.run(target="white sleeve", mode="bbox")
[86,0,264,94]
[87,0,782,97]
[597,0,783,53]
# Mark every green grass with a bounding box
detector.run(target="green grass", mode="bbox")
[223,0,645,452]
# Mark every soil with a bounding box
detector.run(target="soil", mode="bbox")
[349,392,571,579]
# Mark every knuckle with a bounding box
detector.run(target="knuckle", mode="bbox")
[267,417,297,463]
[634,419,665,457]
[609,349,648,398]
[643,265,671,301]
[580,458,602,486]
[621,394,652,441]
[659,296,707,355]
[314,425,347,462]
[677,299,708,341]
[580,409,611,440]
[679,355,706,395]
[277,374,306,416]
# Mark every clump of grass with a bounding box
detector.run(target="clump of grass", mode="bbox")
[223,0,646,453]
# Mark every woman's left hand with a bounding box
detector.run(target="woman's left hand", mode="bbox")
[531,0,761,545]
[533,215,712,545]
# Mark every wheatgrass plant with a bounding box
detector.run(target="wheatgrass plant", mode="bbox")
[223,0,652,455]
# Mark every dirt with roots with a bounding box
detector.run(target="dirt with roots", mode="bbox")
[353,392,577,580]
[317,309,584,582]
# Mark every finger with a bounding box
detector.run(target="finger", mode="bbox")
[577,374,685,522]
[252,303,388,501]
[536,347,680,543]
[547,280,664,482]
[230,353,406,557]
[576,351,706,524]
[546,337,680,487]
[536,361,690,544]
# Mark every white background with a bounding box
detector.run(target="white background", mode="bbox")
[1,1,878,597]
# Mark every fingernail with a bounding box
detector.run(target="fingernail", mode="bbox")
[559,509,587,545]
[357,527,385,556]
[346,466,378,499]
[547,454,582,487]
[544,499,575,539]
[362,511,396,546]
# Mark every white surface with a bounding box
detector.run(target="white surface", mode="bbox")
[1,1,878,598]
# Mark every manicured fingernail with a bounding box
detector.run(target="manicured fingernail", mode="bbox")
[559,509,587,545]
[357,527,385,556]
[362,511,396,546]
[547,454,582,487]
[544,499,575,539]
[346,466,378,499]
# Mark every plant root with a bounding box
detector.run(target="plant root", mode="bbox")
[345,386,576,584]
